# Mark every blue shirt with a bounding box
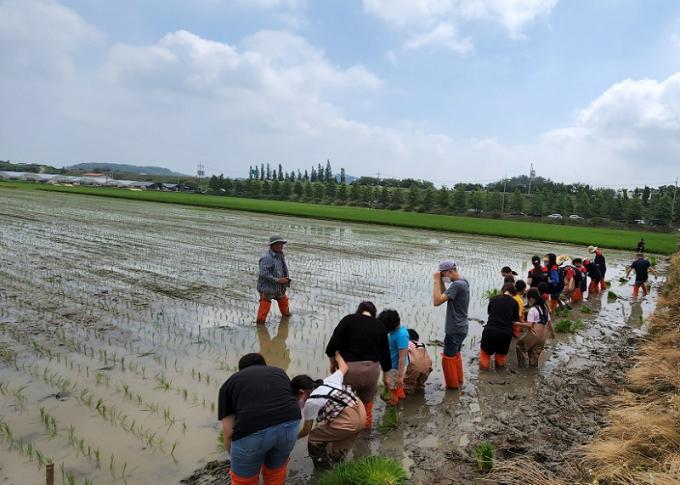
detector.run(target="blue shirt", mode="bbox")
[257,248,289,294]
[388,325,410,370]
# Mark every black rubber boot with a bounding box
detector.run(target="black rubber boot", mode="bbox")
[308,442,330,469]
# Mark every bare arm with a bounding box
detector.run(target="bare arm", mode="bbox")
[548,319,555,339]
[395,348,407,387]
[433,271,449,306]
[298,420,313,439]
[335,351,349,375]
[650,266,659,278]
[328,356,338,374]
[221,415,235,454]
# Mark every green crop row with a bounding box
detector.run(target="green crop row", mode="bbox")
[2,182,677,254]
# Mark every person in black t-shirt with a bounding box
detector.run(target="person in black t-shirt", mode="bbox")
[325,301,391,429]
[217,353,301,485]
[626,253,659,297]
[479,283,521,370]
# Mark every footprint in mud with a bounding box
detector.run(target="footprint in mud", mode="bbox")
[38,391,70,402]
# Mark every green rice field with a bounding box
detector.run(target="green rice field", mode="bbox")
[7,182,675,254]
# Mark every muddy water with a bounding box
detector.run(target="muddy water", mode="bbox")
[0,190,659,484]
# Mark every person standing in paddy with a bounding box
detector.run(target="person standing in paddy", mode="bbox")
[479,283,522,370]
[433,260,469,390]
[626,253,659,297]
[588,245,608,291]
[257,235,291,324]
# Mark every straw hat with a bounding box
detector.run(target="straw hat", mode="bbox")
[587,245,597,254]
[556,254,571,264]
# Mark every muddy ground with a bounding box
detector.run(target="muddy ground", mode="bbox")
[0,189,660,484]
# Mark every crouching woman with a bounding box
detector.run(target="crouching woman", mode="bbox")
[293,352,366,468]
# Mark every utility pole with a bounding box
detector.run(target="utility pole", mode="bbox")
[671,176,678,228]
[528,164,535,196]
[375,171,381,202]
[197,163,205,192]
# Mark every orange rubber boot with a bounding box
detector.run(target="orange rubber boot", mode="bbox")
[277,295,290,316]
[600,279,607,290]
[262,460,290,485]
[229,470,260,485]
[588,281,599,293]
[388,388,399,406]
[454,352,464,384]
[479,349,491,371]
[397,385,406,400]
[548,299,558,313]
[642,284,648,295]
[494,353,506,367]
[633,285,639,297]
[257,296,271,323]
[441,354,459,389]
[364,402,373,429]
[571,288,583,303]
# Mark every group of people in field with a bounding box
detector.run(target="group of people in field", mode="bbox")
[217,235,659,484]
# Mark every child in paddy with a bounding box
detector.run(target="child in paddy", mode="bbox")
[403,329,433,394]
[512,280,527,338]
[377,309,409,405]
[516,288,555,367]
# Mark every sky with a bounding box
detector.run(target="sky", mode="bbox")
[1,0,680,189]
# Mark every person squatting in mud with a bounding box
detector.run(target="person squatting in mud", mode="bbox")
[377,309,410,406]
[516,288,555,367]
[433,260,470,390]
[217,353,301,485]
[479,283,522,370]
[403,328,433,394]
[293,352,366,469]
[324,301,392,429]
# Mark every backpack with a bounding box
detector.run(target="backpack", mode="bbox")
[549,265,565,292]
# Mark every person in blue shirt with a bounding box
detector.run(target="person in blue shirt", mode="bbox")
[377,309,410,406]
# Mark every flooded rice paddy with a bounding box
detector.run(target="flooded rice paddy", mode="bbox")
[0,189,660,484]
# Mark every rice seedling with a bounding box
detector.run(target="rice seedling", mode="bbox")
[378,405,399,430]
[607,291,618,300]
[581,304,593,314]
[317,456,408,485]
[553,306,570,318]
[554,319,585,333]
[483,288,500,299]
[474,442,494,472]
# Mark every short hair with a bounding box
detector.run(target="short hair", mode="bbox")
[515,280,527,292]
[537,282,549,293]
[503,275,515,283]
[356,301,377,317]
[635,252,644,258]
[238,353,266,370]
[377,308,401,333]
[572,258,582,265]
[407,328,420,341]
[502,282,517,296]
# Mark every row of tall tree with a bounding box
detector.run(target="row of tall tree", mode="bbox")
[207,175,678,223]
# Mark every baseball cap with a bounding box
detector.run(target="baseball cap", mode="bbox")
[439,260,457,272]
[269,235,287,245]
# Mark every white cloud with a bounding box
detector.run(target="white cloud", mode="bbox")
[363,0,557,52]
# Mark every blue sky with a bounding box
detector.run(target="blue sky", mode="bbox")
[1,0,680,188]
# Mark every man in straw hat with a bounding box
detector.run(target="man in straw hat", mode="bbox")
[433,260,469,390]
[257,235,291,324]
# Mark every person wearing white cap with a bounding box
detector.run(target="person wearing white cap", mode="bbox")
[432,260,470,389]
[588,245,607,291]
[256,235,291,324]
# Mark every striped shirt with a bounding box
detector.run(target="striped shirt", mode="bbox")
[257,248,289,294]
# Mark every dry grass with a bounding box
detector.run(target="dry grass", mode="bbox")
[579,252,680,485]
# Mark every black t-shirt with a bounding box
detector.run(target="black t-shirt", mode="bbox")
[485,294,520,337]
[217,365,301,442]
[325,313,392,372]
[630,258,651,282]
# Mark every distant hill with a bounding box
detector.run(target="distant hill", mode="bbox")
[67,163,186,176]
